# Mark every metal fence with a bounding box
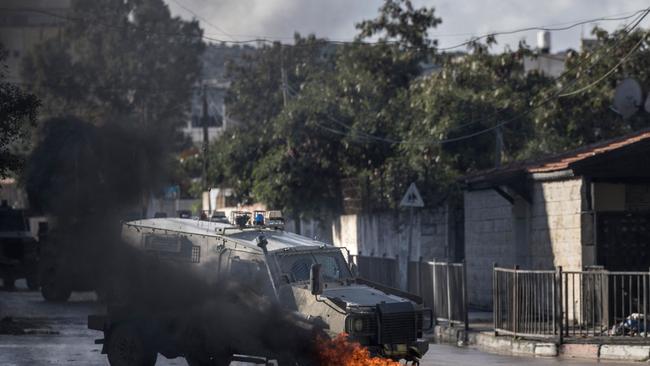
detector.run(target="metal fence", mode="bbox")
[494,265,650,342]
[563,269,649,338]
[411,260,468,328]
[350,254,468,330]
[493,266,561,340]
[350,253,399,288]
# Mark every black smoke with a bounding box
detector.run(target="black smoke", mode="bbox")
[25,117,319,364]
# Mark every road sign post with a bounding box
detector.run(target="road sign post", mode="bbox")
[400,183,424,290]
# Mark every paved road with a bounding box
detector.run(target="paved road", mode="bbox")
[0,281,639,365]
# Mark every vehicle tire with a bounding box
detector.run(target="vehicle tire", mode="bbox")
[41,280,71,302]
[186,357,230,366]
[107,324,157,366]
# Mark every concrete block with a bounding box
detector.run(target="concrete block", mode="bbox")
[599,345,650,361]
[511,339,536,355]
[559,344,599,359]
[534,343,557,357]
[475,333,512,354]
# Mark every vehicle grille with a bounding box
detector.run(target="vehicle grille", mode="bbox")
[378,303,416,344]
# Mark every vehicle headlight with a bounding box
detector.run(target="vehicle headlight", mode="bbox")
[353,318,364,332]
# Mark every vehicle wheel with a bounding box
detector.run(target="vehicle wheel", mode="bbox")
[26,274,40,291]
[186,357,230,366]
[41,280,71,302]
[107,325,157,366]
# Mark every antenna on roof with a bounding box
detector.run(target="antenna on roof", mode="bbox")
[612,78,643,119]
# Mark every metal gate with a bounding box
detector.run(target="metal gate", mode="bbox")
[597,212,650,271]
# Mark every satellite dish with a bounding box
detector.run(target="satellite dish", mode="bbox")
[613,78,643,119]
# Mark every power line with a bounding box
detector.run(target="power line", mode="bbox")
[168,0,236,42]
[293,9,650,146]
[6,6,650,146]
[436,8,650,51]
[3,6,648,52]
[559,18,649,96]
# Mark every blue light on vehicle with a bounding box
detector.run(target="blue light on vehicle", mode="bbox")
[254,213,264,225]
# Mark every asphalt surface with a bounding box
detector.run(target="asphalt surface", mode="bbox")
[0,280,640,365]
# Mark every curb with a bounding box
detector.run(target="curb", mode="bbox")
[430,325,650,362]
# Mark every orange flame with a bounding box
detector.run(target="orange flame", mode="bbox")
[316,333,401,366]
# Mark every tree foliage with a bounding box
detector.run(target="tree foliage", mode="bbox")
[526,28,650,154]
[0,46,40,178]
[210,1,650,216]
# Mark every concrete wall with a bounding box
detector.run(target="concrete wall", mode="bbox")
[464,189,516,308]
[332,206,452,290]
[464,178,585,308]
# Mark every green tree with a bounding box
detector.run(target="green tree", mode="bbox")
[321,0,442,208]
[212,0,444,213]
[526,28,650,154]
[406,43,552,172]
[0,46,40,178]
[22,0,204,143]
[215,35,333,204]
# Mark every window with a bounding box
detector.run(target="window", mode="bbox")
[277,250,351,282]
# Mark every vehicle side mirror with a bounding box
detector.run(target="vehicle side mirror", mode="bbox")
[310,263,323,295]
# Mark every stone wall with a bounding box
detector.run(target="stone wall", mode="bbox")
[529,178,583,271]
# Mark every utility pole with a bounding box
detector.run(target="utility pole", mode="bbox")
[201,83,210,213]
[494,124,503,167]
[280,47,288,108]
[280,47,299,233]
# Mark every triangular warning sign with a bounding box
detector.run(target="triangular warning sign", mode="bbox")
[400,183,424,207]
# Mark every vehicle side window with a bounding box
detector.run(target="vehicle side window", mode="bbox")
[313,254,341,280]
[230,257,257,280]
[288,257,314,281]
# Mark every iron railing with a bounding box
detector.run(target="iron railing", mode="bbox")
[493,265,561,340]
[562,269,649,338]
[413,260,468,328]
[494,265,650,342]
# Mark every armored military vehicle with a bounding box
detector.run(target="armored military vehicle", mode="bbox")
[0,203,42,290]
[88,211,431,365]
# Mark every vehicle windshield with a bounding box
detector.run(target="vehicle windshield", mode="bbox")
[277,250,351,282]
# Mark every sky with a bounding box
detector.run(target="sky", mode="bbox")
[165,0,650,53]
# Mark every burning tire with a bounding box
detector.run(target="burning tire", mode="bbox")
[107,324,157,366]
